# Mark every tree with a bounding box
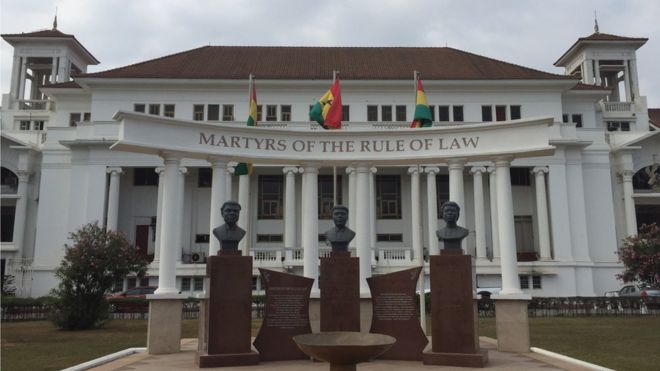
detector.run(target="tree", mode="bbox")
[50,222,148,330]
[617,223,660,286]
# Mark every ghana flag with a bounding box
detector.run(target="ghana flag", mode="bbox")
[235,76,257,176]
[310,79,342,130]
[410,79,433,128]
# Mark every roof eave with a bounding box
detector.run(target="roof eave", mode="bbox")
[1,35,99,65]
[554,39,648,67]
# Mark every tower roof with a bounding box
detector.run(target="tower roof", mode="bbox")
[554,32,648,67]
[2,28,99,64]
[77,45,572,81]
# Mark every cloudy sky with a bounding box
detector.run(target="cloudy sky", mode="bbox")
[1,0,659,105]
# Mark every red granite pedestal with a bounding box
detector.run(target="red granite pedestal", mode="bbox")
[320,251,360,332]
[196,250,259,368]
[422,249,488,368]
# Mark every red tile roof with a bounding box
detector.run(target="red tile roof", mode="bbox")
[2,28,99,64]
[42,81,82,89]
[555,32,648,66]
[570,82,612,91]
[649,109,660,127]
[77,46,572,81]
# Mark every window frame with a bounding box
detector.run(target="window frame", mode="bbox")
[266,105,278,121]
[376,175,402,219]
[280,105,292,121]
[481,105,492,122]
[148,104,160,116]
[381,105,392,122]
[207,104,220,121]
[163,104,175,118]
[395,105,407,122]
[222,104,234,121]
[193,104,205,121]
[318,175,343,219]
[258,175,284,219]
[438,105,450,122]
[367,105,378,121]
[452,105,464,122]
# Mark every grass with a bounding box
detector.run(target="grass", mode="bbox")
[2,317,658,371]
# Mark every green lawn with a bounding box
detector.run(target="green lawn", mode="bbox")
[2,317,659,371]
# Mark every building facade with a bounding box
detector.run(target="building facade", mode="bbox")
[1,23,658,298]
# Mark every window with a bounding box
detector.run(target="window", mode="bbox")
[256,234,284,243]
[429,105,435,121]
[562,114,569,123]
[532,275,542,289]
[514,215,534,252]
[134,104,146,113]
[571,114,583,128]
[252,276,258,291]
[33,121,44,131]
[133,168,159,186]
[198,168,212,187]
[607,121,630,132]
[195,234,210,243]
[19,121,30,130]
[280,105,291,121]
[318,234,327,242]
[342,105,350,121]
[83,112,91,121]
[163,104,175,118]
[256,105,263,122]
[395,105,407,121]
[1,168,18,192]
[148,104,160,115]
[510,168,531,186]
[223,104,234,121]
[69,113,81,127]
[481,105,492,122]
[1,206,16,242]
[495,105,506,121]
[436,174,449,218]
[193,277,204,291]
[510,105,521,120]
[193,105,205,121]
[621,122,630,131]
[266,105,277,121]
[453,106,464,122]
[140,277,149,287]
[181,277,191,291]
[258,175,283,219]
[438,106,450,122]
[381,106,392,121]
[318,175,342,219]
[127,277,137,289]
[376,175,401,219]
[367,105,378,121]
[376,234,403,242]
[207,104,220,121]
[519,275,529,289]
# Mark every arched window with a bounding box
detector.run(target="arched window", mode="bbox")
[1,167,18,194]
[633,165,660,191]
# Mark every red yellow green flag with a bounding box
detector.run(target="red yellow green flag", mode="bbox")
[410,79,433,128]
[310,79,342,130]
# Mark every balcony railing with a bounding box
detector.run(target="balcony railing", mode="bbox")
[603,101,633,112]
[17,100,52,110]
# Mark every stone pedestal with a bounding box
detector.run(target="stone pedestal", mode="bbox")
[422,250,488,367]
[147,294,187,355]
[196,251,259,367]
[253,268,314,361]
[494,296,531,353]
[367,267,428,360]
[320,251,360,332]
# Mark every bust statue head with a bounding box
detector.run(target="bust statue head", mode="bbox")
[441,201,460,225]
[331,205,349,228]
[221,201,241,226]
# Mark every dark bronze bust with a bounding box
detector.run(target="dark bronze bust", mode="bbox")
[212,201,246,252]
[436,201,469,250]
[325,205,355,252]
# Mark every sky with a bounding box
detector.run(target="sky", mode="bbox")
[1,0,659,106]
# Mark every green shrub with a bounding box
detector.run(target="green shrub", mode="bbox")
[50,222,148,330]
[617,223,660,286]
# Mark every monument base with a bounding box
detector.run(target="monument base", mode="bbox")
[146,294,186,354]
[494,296,531,353]
[422,349,488,368]
[196,351,260,368]
[320,251,360,332]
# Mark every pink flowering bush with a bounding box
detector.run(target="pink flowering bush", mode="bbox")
[617,223,660,286]
[50,222,148,330]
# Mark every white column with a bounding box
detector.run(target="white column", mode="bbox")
[283,166,299,249]
[355,164,372,294]
[238,173,250,255]
[106,167,123,231]
[50,57,58,83]
[175,167,188,262]
[369,167,377,261]
[225,166,234,200]
[11,171,31,257]
[621,170,638,236]
[623,62,632,102]
[408,166,423,263]
[532,167,552,260]
[629,59,640,99]
[17,57,27,100]
[10,55,21,98]
[487,167,500,259]
[208,158,228,256]
[425,166,440,256]
[153,167,165,262]
[301,163,319,290]
[346,166,357,249]
[448,159,466,250]
[471,166,487,259]
[495,159,522,296]
[155,154,182,295]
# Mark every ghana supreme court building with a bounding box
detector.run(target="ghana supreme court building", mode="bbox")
[1,22,659,299]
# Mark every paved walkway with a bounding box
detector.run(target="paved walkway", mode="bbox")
[91,337,592,371]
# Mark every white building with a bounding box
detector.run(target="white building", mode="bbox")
[1,22,658,298]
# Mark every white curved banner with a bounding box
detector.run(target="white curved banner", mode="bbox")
[112,111,555,165]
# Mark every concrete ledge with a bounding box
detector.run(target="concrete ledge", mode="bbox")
[61,347,146,371]
[530,347,616,371]
[146,293,188,300]
[422,349,488,368]
[196,350,259,368]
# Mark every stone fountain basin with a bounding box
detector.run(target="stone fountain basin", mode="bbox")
[293,332,396,365]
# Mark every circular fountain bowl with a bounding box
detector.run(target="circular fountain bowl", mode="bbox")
[293,332,396,366]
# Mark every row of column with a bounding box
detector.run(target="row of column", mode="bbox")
[103,158,555,296]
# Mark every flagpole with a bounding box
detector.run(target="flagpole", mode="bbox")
[332,70,339,206]
[413,69,427,333]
